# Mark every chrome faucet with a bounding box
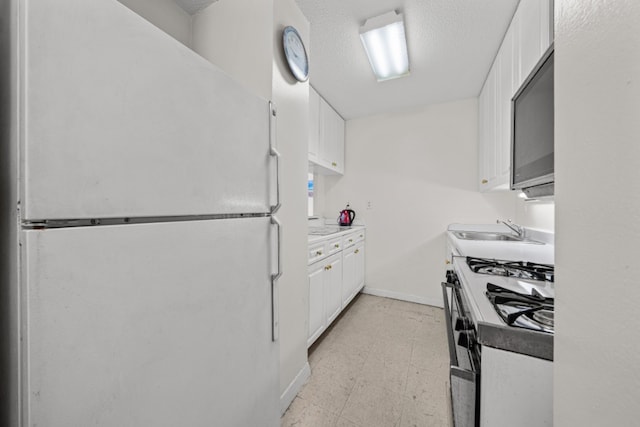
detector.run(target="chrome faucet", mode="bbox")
[497,219,524,237]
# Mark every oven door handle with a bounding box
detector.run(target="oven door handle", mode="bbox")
[442,281,460,368]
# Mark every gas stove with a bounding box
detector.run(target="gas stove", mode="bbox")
[465,257,555,333]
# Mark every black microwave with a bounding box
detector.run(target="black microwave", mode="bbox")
[511,44,554,197]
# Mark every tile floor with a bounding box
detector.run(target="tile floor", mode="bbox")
[281,294,452,427]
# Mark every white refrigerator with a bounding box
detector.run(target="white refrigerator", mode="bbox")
[4,0,281,426]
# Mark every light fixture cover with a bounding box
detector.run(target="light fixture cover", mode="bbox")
[360,11,409,81]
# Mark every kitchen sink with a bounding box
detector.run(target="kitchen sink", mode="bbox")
[452,231,542,244]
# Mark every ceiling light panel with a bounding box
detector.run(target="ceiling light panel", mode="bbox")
[360,11,409,81]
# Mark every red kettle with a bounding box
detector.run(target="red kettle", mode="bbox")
[338,204,356,226]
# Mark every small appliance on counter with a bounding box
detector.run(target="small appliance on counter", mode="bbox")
[338,203,356,226]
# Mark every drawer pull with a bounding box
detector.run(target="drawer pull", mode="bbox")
[359,234,363,238]
[445,260,451,265]
[324,265,332,271]
[481,179,488,184]
[316,251,323,256]
[354,249,359,254]
[334,244,340,248]
[349,239,353,243]
[332,162,337,167]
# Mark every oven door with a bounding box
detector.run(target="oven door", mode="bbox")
[442,280,480,427]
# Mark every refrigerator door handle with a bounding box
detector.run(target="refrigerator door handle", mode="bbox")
[269,102,281,214]
[270,216,282,341]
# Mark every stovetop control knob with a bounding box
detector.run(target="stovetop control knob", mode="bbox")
[455,317,472,331]
[457,331,476,349]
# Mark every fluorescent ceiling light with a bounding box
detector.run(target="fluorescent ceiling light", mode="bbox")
[359,11,409,81]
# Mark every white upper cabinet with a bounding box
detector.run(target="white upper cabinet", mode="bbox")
[479,65,499,191]
[308,87,320,163]
[309,87,345,175]
[478,0,553,192]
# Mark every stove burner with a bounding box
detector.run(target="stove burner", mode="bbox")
[485,283,555,333]
[532,310,554,328]
[468,257,554,282]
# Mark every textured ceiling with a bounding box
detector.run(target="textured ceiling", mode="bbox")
[174,0,217,15]
[295,0,520,119]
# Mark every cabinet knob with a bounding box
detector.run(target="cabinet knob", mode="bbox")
[349,239,353,243]
[316,251,323,256]
[445,260,451,265]
[332,162,337,167]
[481,179,488,184]
[334,244,340,248]
[354,249,359,254]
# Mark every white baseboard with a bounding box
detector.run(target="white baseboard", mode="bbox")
[280,361,311,415]
[362,286,444,308]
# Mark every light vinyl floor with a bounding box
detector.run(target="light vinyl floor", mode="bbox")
[282,294,452,427]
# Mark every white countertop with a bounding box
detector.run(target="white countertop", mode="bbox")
[308,225,365,244]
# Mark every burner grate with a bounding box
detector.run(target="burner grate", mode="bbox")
[485,282,555,333]
[467,257,554,282]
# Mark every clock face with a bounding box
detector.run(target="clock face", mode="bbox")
[283,26,309,82]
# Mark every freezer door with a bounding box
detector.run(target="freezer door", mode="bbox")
[21,0,274,220]
[21,218,279,427]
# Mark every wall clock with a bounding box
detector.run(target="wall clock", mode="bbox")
[282,26,309,82]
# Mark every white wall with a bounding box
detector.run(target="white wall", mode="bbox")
[272,0,310,410]
[193,0,274,101]
[554,1,640,425]
[117,0,192,47]
[515,199,555,231]
[322,99,516,306]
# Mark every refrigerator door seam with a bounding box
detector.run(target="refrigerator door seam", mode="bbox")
[22,213,271,229]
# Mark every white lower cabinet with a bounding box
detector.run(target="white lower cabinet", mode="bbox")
[324,254,343,325]
[307,252,342,347]
[307,262,326,346]
[342,242,365,306]
[307,229,365,347]
[342,246,356,305]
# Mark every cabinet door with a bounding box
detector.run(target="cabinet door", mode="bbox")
[540,0,553,53]
[497,25,515,186]
[354,243,365,294]
[342,246,356,305]
[517,0,543,86]
[318,99,345,174]
[479,65,498,192]
[308,263,325,346]
[318,97,333,168]
[309,87,320,162]
[334,115,345,174]
[478,77,488,191]
[325,254,343,325]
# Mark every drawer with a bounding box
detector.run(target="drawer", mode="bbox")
[308,242,326,264]
[326,237,342,256]
[343,229,365,248]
